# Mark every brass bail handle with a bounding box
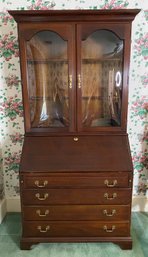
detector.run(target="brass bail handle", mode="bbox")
[37,225,50,233]
[103,209,116,217]
[36,209,49,217]
[35,193,48,201]
[104,225,115,233]
[35,180,48,188]
[104,192,117,200]
[104,179,117,187]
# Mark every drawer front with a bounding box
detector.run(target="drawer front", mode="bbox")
[22,189,131,205]
[23,221,130,237]
[23,205,130,221]
[23,173,130,189]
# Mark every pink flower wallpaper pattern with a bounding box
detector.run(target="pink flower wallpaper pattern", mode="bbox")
[0,0,147,199]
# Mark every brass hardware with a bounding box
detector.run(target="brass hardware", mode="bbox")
[104,225,115,233]
[103,209,116,217]
[35,193,48,201]
[73,137,79,142]
[36,209,49,217]
[35,180,48,188]
[104,179,117,187]
[20,180,23,184]
[129,179,132,183]
[104,193,117,200]
[78,74,81,89]
[113,91,119,102]
[37,225,50,233]
[69,75,72,89]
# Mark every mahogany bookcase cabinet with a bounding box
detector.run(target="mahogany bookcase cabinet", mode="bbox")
[9,9,140,250]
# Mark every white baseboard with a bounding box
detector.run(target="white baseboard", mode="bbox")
[0,199,7,223]
[4,196,148,213]
[132,196,148,212]
[6,197,21,212]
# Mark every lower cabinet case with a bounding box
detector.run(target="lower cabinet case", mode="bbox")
[20,170,133,250]
[19,134,133,250]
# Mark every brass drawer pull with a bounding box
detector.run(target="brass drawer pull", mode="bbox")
[37,225,50,233]
[36,210,49,217]
[104,192,117,200]
[35,180,48,188]
[104,225,115,233]
[104,179,117,187]
[103,209,116,217]
[35,193,48,201]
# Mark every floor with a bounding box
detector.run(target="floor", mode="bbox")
[0,212,147,257]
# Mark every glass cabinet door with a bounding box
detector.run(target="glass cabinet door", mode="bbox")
[77,28,123,130]
[26,29,74,131]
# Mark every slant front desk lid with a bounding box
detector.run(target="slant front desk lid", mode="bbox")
[20,136,133,172]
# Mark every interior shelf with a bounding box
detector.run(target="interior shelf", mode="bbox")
[82,58,121,63]
[27,58,121,64]
[27,59,68,64]
[29,96,108,101]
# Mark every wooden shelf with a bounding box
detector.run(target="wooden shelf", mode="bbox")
[30,96,69,101]
[27,58,121,64]
[82,58,121,63]
[27,59,68,64]
[29,96,108,101]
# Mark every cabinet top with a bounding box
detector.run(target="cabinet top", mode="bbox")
[8,9,140,23]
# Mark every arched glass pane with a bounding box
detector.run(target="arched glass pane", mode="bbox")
[27,31,69,128]
[81,30,123,127]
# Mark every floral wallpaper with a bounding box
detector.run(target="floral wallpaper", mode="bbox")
[0,143,4,200]
[0,0,147,200]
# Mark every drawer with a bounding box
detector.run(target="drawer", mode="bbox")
[23,221,130,237]
[22,188,132,205]
[23,173,130,189]
[23,205,130,221]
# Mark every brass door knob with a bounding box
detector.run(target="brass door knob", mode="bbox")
[69,75,72,89]
[73,137,78,141]
[78,74,81,89]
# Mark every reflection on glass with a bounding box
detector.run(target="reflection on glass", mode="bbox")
[81,30,123,127]
[27,31,69,128]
